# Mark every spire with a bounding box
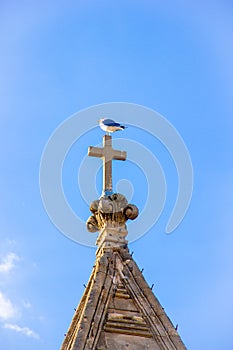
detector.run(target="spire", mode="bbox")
[61,134,187,350]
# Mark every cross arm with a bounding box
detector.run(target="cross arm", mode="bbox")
[112,150,127,161]
[88,146,103,158]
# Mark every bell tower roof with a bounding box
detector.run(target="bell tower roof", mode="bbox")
[61,246,186,350]
[60,134,187,350]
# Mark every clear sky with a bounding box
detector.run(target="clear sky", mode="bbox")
[0,1,232,349]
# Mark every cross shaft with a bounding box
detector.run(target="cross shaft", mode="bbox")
[88,135,126,195]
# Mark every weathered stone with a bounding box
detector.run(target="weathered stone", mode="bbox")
[61,135,187,350]
[61,249,187,350]
[86,193,138,233]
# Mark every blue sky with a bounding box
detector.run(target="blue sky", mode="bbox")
[0,1,232,349]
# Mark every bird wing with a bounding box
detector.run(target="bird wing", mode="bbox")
[102,119,121,127]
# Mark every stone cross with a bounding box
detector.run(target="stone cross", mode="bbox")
[88,135,126,195]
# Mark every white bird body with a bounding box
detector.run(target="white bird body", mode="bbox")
[98,118,126,133]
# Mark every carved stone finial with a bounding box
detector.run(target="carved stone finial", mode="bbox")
[87,193,138,252]
[86,193,138,233]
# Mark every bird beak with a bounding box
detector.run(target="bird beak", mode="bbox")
[97,119,100,122]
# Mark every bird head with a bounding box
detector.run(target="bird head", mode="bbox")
[97,118,105,123]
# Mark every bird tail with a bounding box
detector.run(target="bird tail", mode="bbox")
[120,125,128,129]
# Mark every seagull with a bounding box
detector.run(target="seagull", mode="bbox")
[98,118,126,134]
